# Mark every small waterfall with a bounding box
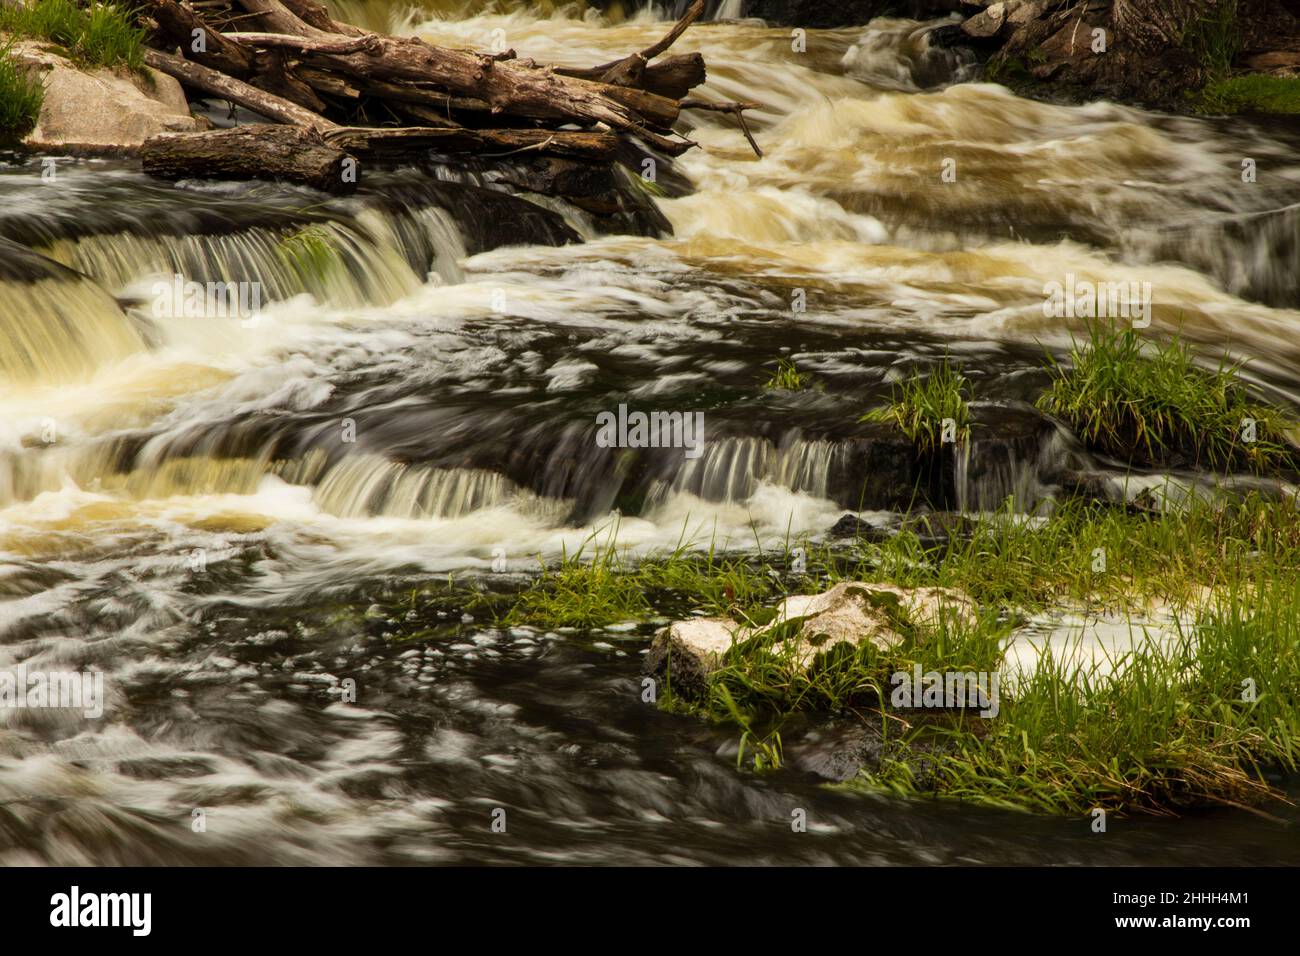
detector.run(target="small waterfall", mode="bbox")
[0,439,279,508]
[0,276,144,386]
[0,440,520,522]
[312,454,516,519]
[649,435,836,505]
[41,215,428,311]
[954,423,1073,514]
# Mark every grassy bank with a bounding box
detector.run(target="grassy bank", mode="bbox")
[0,0,144,70]
[1194,74,1300,115]
[497,490,1300,816]
[857,576,1300,816]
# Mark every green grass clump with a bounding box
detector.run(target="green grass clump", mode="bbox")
[0,43,43,143]
[1194,74,1300,114]
[762,358,813,391]
[1181,0,1240,79]
[863,359,971,454]
[858,576,1300,816]
[1037,323,1296,473]
[504,541,651,629]
[0,0,145,70]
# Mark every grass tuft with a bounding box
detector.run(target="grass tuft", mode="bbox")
[862,358,971,454]
[1036,323,1296,473]
[1180,0,1240,79]
[761,357,812,391]
[0,0,145,70]
[0,41,43,143]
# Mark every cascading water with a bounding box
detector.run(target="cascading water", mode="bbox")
[3,2,1300,865]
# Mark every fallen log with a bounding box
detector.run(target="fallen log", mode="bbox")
[559,0,707,88]
[322,126,621,162]
[133,0,752,211]
[141,124,356,192]
[224,0,682,137]
[143,48,338,129]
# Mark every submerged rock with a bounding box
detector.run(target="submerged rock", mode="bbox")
[644,582,977,699]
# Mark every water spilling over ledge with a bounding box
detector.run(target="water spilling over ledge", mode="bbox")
[1,0,1299,866]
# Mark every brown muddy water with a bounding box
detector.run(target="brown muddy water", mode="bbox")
[1,2,1299,864]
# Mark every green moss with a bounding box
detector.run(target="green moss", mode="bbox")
[0,42,43,143]
[1194,73,1300,114]
[983,54,1032,89]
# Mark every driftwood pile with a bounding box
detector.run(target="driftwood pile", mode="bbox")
[137,0,759,198]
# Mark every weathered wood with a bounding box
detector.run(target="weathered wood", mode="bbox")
[220,0,685,136]
[145,0,254,77]
[322,126,621,162]
[559,52,706,100]
[641,53,707,100]
[558,0,706,90]
[136,0,746,179]
[224,30,383,55]
[235,31,684,133]
[141,124,356,191]
[143,47,338,129]
[280,0,365,37]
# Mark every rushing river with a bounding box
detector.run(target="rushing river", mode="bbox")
[2,2,1299,864]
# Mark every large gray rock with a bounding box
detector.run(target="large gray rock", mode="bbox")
[644,582,977,699]
[12,40,200,154]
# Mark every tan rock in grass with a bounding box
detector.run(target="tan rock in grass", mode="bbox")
[644,583,979,698]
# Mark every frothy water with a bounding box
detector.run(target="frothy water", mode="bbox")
[2,3,1299,864]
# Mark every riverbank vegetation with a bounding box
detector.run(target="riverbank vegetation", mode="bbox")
[0,41,42,142]
[1196,74,1300,114]
[973,0,1300,115]
[0,0,144,70]
[498,323,1300,817]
